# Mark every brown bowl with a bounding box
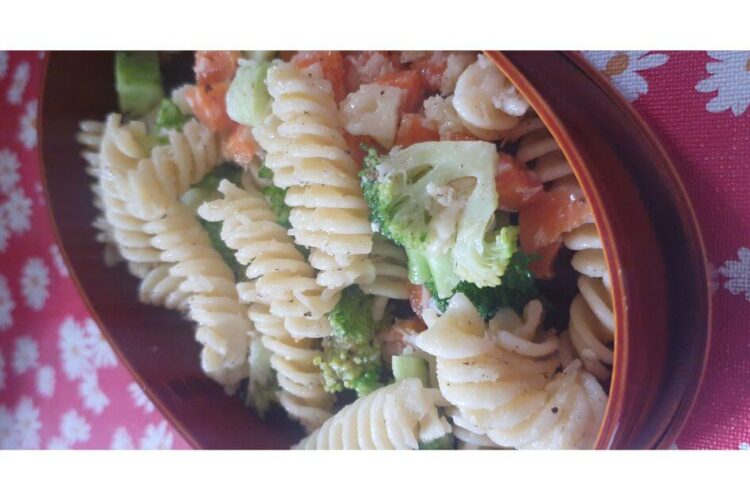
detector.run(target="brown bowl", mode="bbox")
[40,51,711,449]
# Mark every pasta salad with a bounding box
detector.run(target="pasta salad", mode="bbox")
[78,50,613,449]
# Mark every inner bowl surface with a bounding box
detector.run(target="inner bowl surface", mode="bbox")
[40,51,710,449]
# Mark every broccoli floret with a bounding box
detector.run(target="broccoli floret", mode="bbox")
[254,165,291,228]
[155,98,190,132]
[425,251,539,320]
[315,286,384,398]
[419,433,455,450]
[360,141,515,298]
[187,163,247,280]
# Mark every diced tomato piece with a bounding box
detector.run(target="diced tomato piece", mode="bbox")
[194,51,240,87]
[185,82,234,133]
[410,53,449,93]
[342,131,383,166]
[528,240,563,280]
[495,153,544,211]
[374,70,425,114]
[518,190,592,253]
[409,284,426,318]
[378,315,428,360]
[395,114,439,147]
[222,125,258,169]
[343,51,399,93]
[292,51,347,102]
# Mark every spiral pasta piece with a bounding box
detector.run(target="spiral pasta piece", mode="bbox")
[511,115,584,194]
[143,203,250,388]
[117,118,221,221]
[253,61,374,290]
[77,119,122,266]
[563,223,614,380]
[294,378,451,450]
[197,179,334,429]
[358,236,410,300]
[98,114,162,277]
[415,294,607,449]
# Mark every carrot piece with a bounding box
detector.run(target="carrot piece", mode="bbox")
[292,51,347,102]
[221,125,258,169]
[518,190,592,252]
[495,153,544,211]
[528,241,563,280]
[395,114,439,147]
[194,51,240,86]
[342,131,383,166]
[185,82,234,133]
[374,70,425,114]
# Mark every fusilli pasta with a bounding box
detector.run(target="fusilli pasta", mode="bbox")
[144,203,250,388]
[197,179,334,429]
[358,236,410,300]
[294,378,451,450]
[117,118,221,221]
[415,293,607,449]
[98,114,162,278]
[563,223,614,380]
[253,61,375,291]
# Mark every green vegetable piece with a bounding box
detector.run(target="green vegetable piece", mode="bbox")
[425,250,539,320]
[262,185,291,228]
[185,163,246,280]
[226,60,272,127]
[241,51,277,62]
[315,286,384,398]
[155,98,190,132]
[115,51,164,117]
[419,433,455,450]
[391,355,429,387]
[360,141,512,298]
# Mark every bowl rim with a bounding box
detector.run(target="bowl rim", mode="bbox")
[485,50,712,449]
[38,50,712,449]
[37,53,204,449]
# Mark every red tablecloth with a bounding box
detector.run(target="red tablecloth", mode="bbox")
[0,51,748,449]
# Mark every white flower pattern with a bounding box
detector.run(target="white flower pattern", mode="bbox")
[20,257,50,311]
[0,148,20,194]
[14,396,42,449]
[18,100,37,150]
[718,247,750,301]
[111,427,134,450]
[6,62,30,105]
[2,187,32,235]
[78,372,109,415]
[60,409,91,445]
[0,275,14,331]
[128,383,155,414]
[58,316,93,381]
[0,405,19,449]
[695,52,750,116]
[139,421,174,450]
[12,336,39,375]
[84,318,117,369]
[0,218,8,254]
[36,365,55,398]
[49,244,69,277]
[584,51,669,102]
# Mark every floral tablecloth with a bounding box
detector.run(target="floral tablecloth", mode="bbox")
[0,51,748,450]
